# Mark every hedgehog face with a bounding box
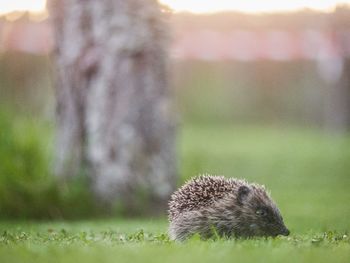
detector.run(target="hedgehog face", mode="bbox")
[251,204,289,237]
[236,185,289,237]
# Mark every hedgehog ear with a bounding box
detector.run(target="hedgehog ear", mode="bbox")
[237,186,250,204]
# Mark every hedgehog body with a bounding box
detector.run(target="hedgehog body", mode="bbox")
[168,175,289,241]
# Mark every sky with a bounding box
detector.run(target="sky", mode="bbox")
[160,0,350,13]
[0,0,349,15]
[0,0,46,15]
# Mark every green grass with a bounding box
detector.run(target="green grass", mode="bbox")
[1,123,350,262]
[0,220,349,263]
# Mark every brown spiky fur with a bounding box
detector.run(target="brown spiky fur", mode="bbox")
[168,175,289,241]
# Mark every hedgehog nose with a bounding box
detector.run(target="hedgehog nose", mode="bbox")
[281,228,290,236]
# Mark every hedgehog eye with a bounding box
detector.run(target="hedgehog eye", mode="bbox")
[256,208,267,217]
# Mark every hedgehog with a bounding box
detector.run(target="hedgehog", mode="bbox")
[168,175,289,241]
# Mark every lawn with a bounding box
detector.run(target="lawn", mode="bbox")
[1,123,349,262]
[0,220,349,263]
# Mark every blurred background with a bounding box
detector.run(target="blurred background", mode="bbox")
[0,0,349,233]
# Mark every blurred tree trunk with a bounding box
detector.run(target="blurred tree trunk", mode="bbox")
[323,6,350,132]
[49,0,176,214]
[323,58,350,132]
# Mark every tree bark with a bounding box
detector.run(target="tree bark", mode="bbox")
[322,6,350,132]
[323,58,350,132]
[49,0,176,214]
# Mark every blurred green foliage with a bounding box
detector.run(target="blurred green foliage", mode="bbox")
[0,110,101,219]
[0,110,54,218]
[173,60,326,125]
[0,52,53,116]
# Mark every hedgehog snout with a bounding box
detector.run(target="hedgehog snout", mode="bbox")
[280,227,290,236]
